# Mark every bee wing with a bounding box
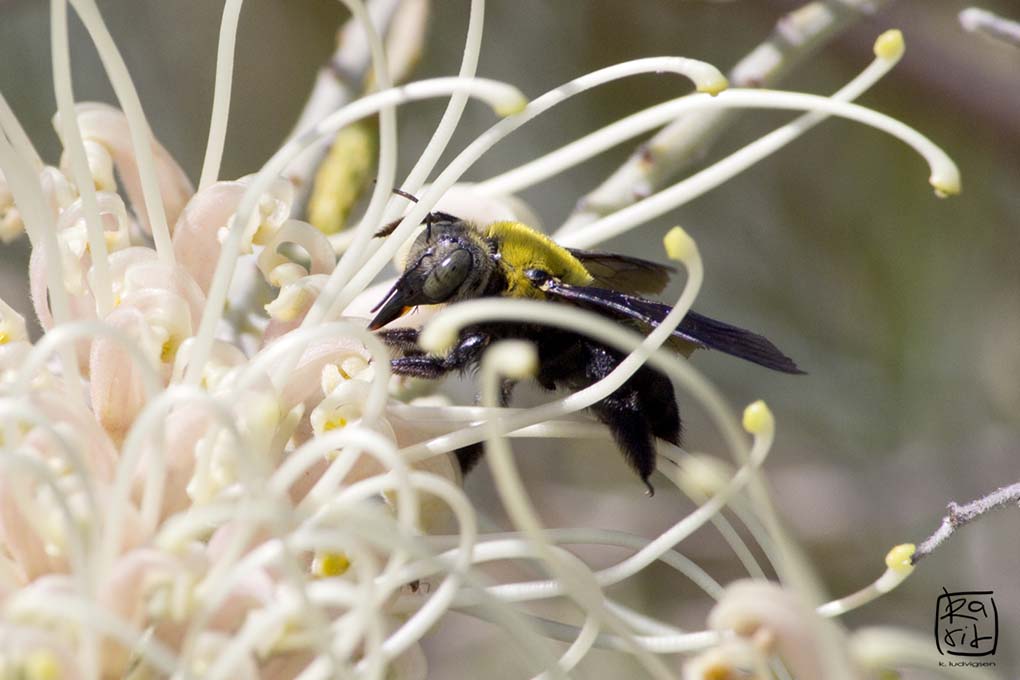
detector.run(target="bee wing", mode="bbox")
[567,249,676,295]
[541,280,804,374]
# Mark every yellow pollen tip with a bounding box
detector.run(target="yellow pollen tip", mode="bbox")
[697,76,729,96]
[742,400,774,435]
[24,651,61,680]
[160,340,177,363]
[703,662,736,680]
[494,93,529,117]
[323,417,348,432]
[931,174,962,198]
[0,332,8,345]
[314,551,351,578]
[884,543,916,575]
[663,226,698,264]
[873,30,905,60]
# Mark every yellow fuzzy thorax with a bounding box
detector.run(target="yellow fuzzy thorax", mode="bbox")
[483,221,593,298]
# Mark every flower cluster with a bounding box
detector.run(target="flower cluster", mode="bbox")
[0,1,970,678]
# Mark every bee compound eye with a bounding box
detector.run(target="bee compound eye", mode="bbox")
[524,268,549,284]
[423,248,472,301]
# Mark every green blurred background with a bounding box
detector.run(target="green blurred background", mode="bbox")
[1,0,1018,676]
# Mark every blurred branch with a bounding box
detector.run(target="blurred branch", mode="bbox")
[959,7,1020,49]
[912,481,1020,564]
[283,0,429,210]
[559,0,890,233]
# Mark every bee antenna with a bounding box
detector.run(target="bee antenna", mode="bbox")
[390,187,433,240]
[391,188,419,203]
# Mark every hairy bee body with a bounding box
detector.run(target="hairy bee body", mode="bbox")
[370,213,801,494]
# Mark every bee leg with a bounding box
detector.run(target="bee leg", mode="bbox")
[389,355,453,380]
[377,328,425,355]
[388,331,496,474]
[500,379,516,405]
[456,376,516,474]
[640,369,681,447]
[589,390,658,496]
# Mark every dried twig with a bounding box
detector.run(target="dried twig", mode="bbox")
[912,481,1020,564]
[558,0,890,233]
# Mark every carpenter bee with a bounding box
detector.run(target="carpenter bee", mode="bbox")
[368,211,802,494]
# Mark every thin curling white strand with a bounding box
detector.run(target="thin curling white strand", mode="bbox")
[0,452,90,590]
[0,93,43,172]
[288,428,419,533]
[381,0,485,221]
[255,219,336,286]
[193,522,374,661]
[312,0,401,337]
[424,528,724,600]
[5,590,183,677]
[305,55,725,338]
[236,321,389,426]
[480,413,773,602]
[303,536,388,679]
[604,420,772,583]
[101,386,242,579]
[291,509,563,678]
[816,544,916,618]
[13,318,162,399]
[0,407,103,587]
[198,544,369,680]
[281,474,475,679]
[51,0,114,316]
[484,29,904,205]
[0,131,83,404]
[0,400,101,526]
[184,76,526,387]
[65,0,182,263]
[665,451,772,579]
[198,0,244,190]
[414,542,720,655]
[559,87,961,248]
[200,509,342,674]
[536,617,598,680]
[325,473,478,667]
[479,342,676,680]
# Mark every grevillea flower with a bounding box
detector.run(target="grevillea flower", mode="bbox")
[0,1,971,678]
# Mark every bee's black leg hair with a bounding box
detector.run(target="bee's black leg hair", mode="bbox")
[389,355,452,380]
[500,379,516,405]
[377,328,425,355]
[589,390,658,496]
[385,330,496,474]
[388,331,493,380]
[640,368,681,447]
[455,377,516,475]
[582,342,678,496]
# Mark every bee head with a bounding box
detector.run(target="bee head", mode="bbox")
[368,216,488,330]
